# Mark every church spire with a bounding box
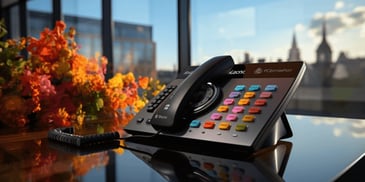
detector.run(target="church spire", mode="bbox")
[316,19,332,64]
[288,31,301,61]
[291,32,298,48]
[322,21,327,42]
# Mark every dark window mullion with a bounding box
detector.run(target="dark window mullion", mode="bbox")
[19,0,27,57]
[102,0,114,79]
[177,0,191,74]
[19,0,27,37]
[52,0,62,27]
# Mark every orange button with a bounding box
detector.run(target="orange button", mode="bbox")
[217,105,229,112]
[244,92,255,98]
[238,99,250,105]
[219,122,231,130]
[242,115,255,122]
[203,121,216,129]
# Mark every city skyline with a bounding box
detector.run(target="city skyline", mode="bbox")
[192,0,365,66]
[27,0,365,70]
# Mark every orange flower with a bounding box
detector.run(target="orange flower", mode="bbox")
[0,20,160,129]
[138,76,149,89]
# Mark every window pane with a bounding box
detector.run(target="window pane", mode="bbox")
[27,0,52,38]
[191,0,365,118]
[62,0,102,58]
[9,5,20,38]
[112,0,177,83]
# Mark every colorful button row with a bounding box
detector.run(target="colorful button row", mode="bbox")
[188,84,278,132]
[218,105,263,113]
[189,119,249,131]
[232,84,278,92]
[210,113,256,122]
[227,91,273,100]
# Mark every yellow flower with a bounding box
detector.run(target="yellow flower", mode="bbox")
[124,72,135,83]
[108,73,124,88]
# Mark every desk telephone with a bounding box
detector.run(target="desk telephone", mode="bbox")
[124,55,306,152]
[48,55,305,152]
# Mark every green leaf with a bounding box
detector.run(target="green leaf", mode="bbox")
[96,98,104,111]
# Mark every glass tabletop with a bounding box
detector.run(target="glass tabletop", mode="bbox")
[0,114,364,181]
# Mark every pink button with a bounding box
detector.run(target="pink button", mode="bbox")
[260,92,272,98]
[223,98,235,105]
[211,113,223,120]
[232,106,244,113]
[226,114,238,121]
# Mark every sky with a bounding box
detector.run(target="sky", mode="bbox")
[28,0,365,70]
[191,0,365,65]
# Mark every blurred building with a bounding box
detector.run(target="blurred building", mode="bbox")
[287,21,365,118]
[29,10,157,79]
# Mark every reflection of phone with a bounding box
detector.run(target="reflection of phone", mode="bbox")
[124,55,306,152]
[125,140,292,182]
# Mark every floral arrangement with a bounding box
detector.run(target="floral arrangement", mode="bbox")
[0,20,164,129]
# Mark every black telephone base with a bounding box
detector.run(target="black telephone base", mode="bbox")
[126,112,291,156]
[125,59,305,153]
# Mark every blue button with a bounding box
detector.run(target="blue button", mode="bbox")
[234,85,245,91]
[190,120,201,128]
[249,85,261,91]
[265,84,278,91]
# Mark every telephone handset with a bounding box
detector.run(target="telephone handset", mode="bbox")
[150,56,234,132]
[125,55,306,152]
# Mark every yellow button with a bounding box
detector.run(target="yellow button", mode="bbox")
[238,99,250,105]
[242,115,255,122]
[235,124,247,131]
[244,92,255,98]
[218,122,231,130]
[217,105,229,112]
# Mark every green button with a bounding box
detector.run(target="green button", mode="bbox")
[235,124,247,131]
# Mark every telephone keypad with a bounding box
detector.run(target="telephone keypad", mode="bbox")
[147,85,177,112]
[191,84,278,133]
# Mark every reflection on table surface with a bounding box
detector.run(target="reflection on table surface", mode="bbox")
[0,114,364,181]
